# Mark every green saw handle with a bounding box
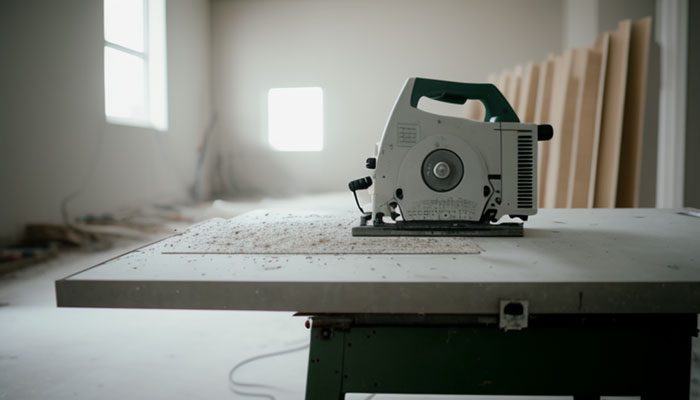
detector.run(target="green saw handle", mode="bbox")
[409,77,520,123]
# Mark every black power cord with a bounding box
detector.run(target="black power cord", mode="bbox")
[348,176,373,214]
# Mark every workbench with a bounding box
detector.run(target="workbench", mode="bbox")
[56,206,700,399]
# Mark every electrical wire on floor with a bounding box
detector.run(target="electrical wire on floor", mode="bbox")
[228,341,310,400]
[228,338,378,400]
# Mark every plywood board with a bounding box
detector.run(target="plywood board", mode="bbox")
[495,70,509,95]
[507,65,523,113]
[594,20,632,207]
[534,57,556,207]
[517,62,540,123]
[616,17,652,207]
[544,51,578,208]
[568,48,604,208]
[587,33,611,208]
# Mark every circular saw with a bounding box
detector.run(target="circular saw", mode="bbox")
[349,77,553,237]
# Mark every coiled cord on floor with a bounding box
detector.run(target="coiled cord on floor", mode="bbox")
[228,341,310,400]
[228,339,377,400]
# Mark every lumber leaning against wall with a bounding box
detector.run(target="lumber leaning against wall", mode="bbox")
[594,20,632,208]
[517,62,540,123]
[568,47,603,208]
[544,50,578,208]
[587,33,611,208]
[487,17,650,209]
[617,17,652,207]
[507,65,523,113]
[533,56,556,207]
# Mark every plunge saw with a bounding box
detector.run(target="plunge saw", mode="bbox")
[348,77,553,237]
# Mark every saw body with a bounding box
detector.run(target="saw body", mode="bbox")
[349,77,552,236]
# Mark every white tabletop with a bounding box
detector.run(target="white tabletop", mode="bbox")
[56,205,700,314]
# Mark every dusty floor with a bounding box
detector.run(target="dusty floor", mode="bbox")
[1,194,699,399]
[0,243,316,400]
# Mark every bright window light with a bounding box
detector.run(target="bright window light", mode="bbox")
[104,47,147,121]
[104,0,168,131]
[104,0,144,52]
[268,87,323,151]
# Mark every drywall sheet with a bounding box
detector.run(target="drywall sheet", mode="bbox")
[161,211,481,255]
[544,51,578,208]
[534,57,556,207]
[616,17,652,207]
[595,20,632,207]
[568,48,603,207]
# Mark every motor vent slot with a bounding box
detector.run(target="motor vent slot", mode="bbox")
[516,135,534,209]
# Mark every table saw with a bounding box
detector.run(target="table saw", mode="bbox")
[56,204,700,399]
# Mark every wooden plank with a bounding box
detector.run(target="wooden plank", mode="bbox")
[594,20,632,208]
[495,70,509,95]
[544,51,578,208]
[507,65,523,113]
[568,47,604,208]
[586,33,611,208]
[616,17,652,207]
[517,62,540,123]
[534,56,556,207]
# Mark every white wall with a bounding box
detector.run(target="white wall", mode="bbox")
[563,0,598,50]
[0,0,212,245]
[211,0,563,197]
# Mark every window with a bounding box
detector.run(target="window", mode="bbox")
[104,0,167,130]
[268,87,324,151]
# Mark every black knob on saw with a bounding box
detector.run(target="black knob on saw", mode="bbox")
[349,176,373,191]
[365,157,376,169]
[537,124,553,141]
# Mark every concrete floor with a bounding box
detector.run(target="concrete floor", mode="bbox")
[0,243,311,400]
[1,232,699,399]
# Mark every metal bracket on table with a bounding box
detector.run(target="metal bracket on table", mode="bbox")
[499,299,529,331]
[304,316,352,331]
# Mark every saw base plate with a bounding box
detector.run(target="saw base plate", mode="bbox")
[351,221,523,237]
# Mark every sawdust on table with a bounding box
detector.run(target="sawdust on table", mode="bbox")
[160,210,481,255]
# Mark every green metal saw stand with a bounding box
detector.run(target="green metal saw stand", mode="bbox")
[305,313,697,400]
